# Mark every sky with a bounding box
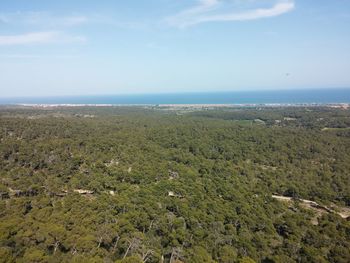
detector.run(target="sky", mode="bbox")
[0,0,350,97]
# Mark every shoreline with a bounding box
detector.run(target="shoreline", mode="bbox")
[0,103,348,109]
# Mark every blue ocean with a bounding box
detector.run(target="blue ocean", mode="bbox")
[1,88,350,105]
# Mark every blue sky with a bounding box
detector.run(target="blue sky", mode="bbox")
[0,0,350,97]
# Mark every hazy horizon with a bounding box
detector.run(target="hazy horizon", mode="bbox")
[1,88,350,105]
[1,86,350,99]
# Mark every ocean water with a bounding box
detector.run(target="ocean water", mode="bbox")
[1,88,350,105]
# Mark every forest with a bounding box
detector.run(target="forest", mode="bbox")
[0,105,349,263]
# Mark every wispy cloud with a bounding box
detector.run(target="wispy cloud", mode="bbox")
[0,12,88,46]
[0,54,42,59]
[166,0,295,28]
[0,53,83,59]
[0,12,88,27]
[0,31,86,46]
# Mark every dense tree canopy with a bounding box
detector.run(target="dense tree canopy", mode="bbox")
[0,105,349,262]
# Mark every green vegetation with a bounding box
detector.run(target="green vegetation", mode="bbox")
[0,105,349,262]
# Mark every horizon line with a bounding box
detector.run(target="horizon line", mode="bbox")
[1,87,350,99]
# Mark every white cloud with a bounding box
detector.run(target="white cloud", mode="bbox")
[167,0,295,27]
[0,12,88,27]
[0,53,82,59]
[0,54,41,59]
[0,31,86,46]
[59,16,88,26]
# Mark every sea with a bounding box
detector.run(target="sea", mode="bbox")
[0,88,350,105]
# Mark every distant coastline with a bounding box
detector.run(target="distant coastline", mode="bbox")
[1,88,350,105]
[7,103,350,109]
